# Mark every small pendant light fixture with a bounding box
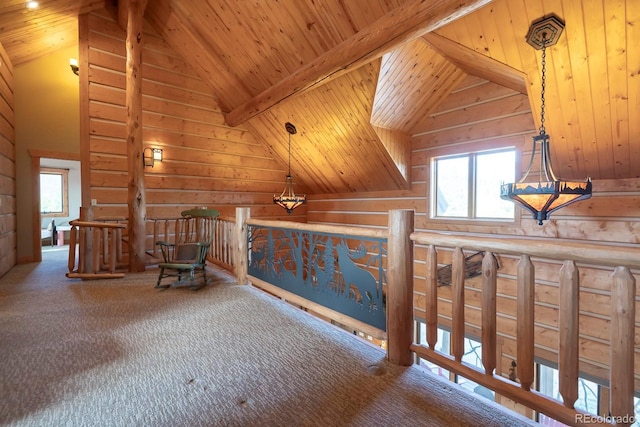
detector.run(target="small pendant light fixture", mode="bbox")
[273,122,306,214]
[501,15,591,225]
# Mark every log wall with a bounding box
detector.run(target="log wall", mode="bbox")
[0,42,16,278]
[307,75,640,391]
[83,7,297,225]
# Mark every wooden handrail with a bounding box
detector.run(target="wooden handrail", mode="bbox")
[411,230,637,426]
[410,231,640,269]
[247,218,387,239]
[69,220,126,229]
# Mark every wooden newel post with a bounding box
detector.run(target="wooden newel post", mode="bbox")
[125,0,148,273]
[235,207,250,285]
[387,209,414,366]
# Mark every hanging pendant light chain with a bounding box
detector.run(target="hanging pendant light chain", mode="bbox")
[539,38,547,135]
[287,132,291,176]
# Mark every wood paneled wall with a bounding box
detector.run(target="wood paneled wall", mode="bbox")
[0,42,16,278]
[82,7,296,222]
[307,75,640,389]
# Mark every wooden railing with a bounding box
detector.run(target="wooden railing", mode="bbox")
[66,219,127,279]
[232,208,637,426]
[235,207,415,364]
[209,215,235,271]
[410,231,639,427]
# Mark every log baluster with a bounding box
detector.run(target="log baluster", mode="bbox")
[426,244,438,349]
[559,260,579,408]
[451,247,465,362]
[481,251,497,375]
[102,228,109,266]
[517,255,534,391]
[68,225,77,273]
[116,227,123,262]
[78,227,86,274]
[93,227,100,273]
[109,229,117,273]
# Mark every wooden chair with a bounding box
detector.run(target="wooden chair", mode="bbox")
[154,208,219,290]
[155,241,211,290]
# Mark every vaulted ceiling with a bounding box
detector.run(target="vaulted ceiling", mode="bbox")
[1,0,638,194]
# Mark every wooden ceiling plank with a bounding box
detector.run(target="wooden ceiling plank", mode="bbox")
[220,0,298,92]
[372,45,417,126]
[604,0,631,179]
[542,21,583,178]
[583,0,616,178]
[145,1,251,111]
[405,62,467,130]
[373,42,447,129]
[471,5,508,65]
[453,4,491,55]
[562,0,600,179]
[525,0,588,178]
[225,0,493,126]
[168,1,260,85]
[489,0,525,73]
[373,44,466,132]
[626,0,640,177]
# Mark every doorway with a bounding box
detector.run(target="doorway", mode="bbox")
[39,158,81,259]
[29,150,81,263]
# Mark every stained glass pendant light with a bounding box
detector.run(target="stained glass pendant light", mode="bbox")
[501,15,591,225]
[273,122,306,214]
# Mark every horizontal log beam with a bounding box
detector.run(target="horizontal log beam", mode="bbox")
[410,231,640,269]
[225,0,493,126]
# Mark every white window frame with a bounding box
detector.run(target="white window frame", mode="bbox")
[40,167,69,218]
[430,148,516,222]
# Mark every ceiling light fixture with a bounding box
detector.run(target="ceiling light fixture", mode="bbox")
[500,15,591,225]
[26,1,39,10]
[273,122,306,214]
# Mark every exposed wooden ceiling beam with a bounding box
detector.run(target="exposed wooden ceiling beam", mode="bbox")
[225,0,493,127]
[421,32,527,94]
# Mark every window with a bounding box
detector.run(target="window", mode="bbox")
[538,364,600,425]
[415,323,494,401]
[40,168,69,217]
[432,149,516,220]
[416,323,450,380]
[416,322,638,425]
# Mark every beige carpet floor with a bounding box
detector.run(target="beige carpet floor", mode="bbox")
[0,248,538,427]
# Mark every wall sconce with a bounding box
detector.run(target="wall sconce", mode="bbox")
[143,148,163,168]
[69,58,79,76]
